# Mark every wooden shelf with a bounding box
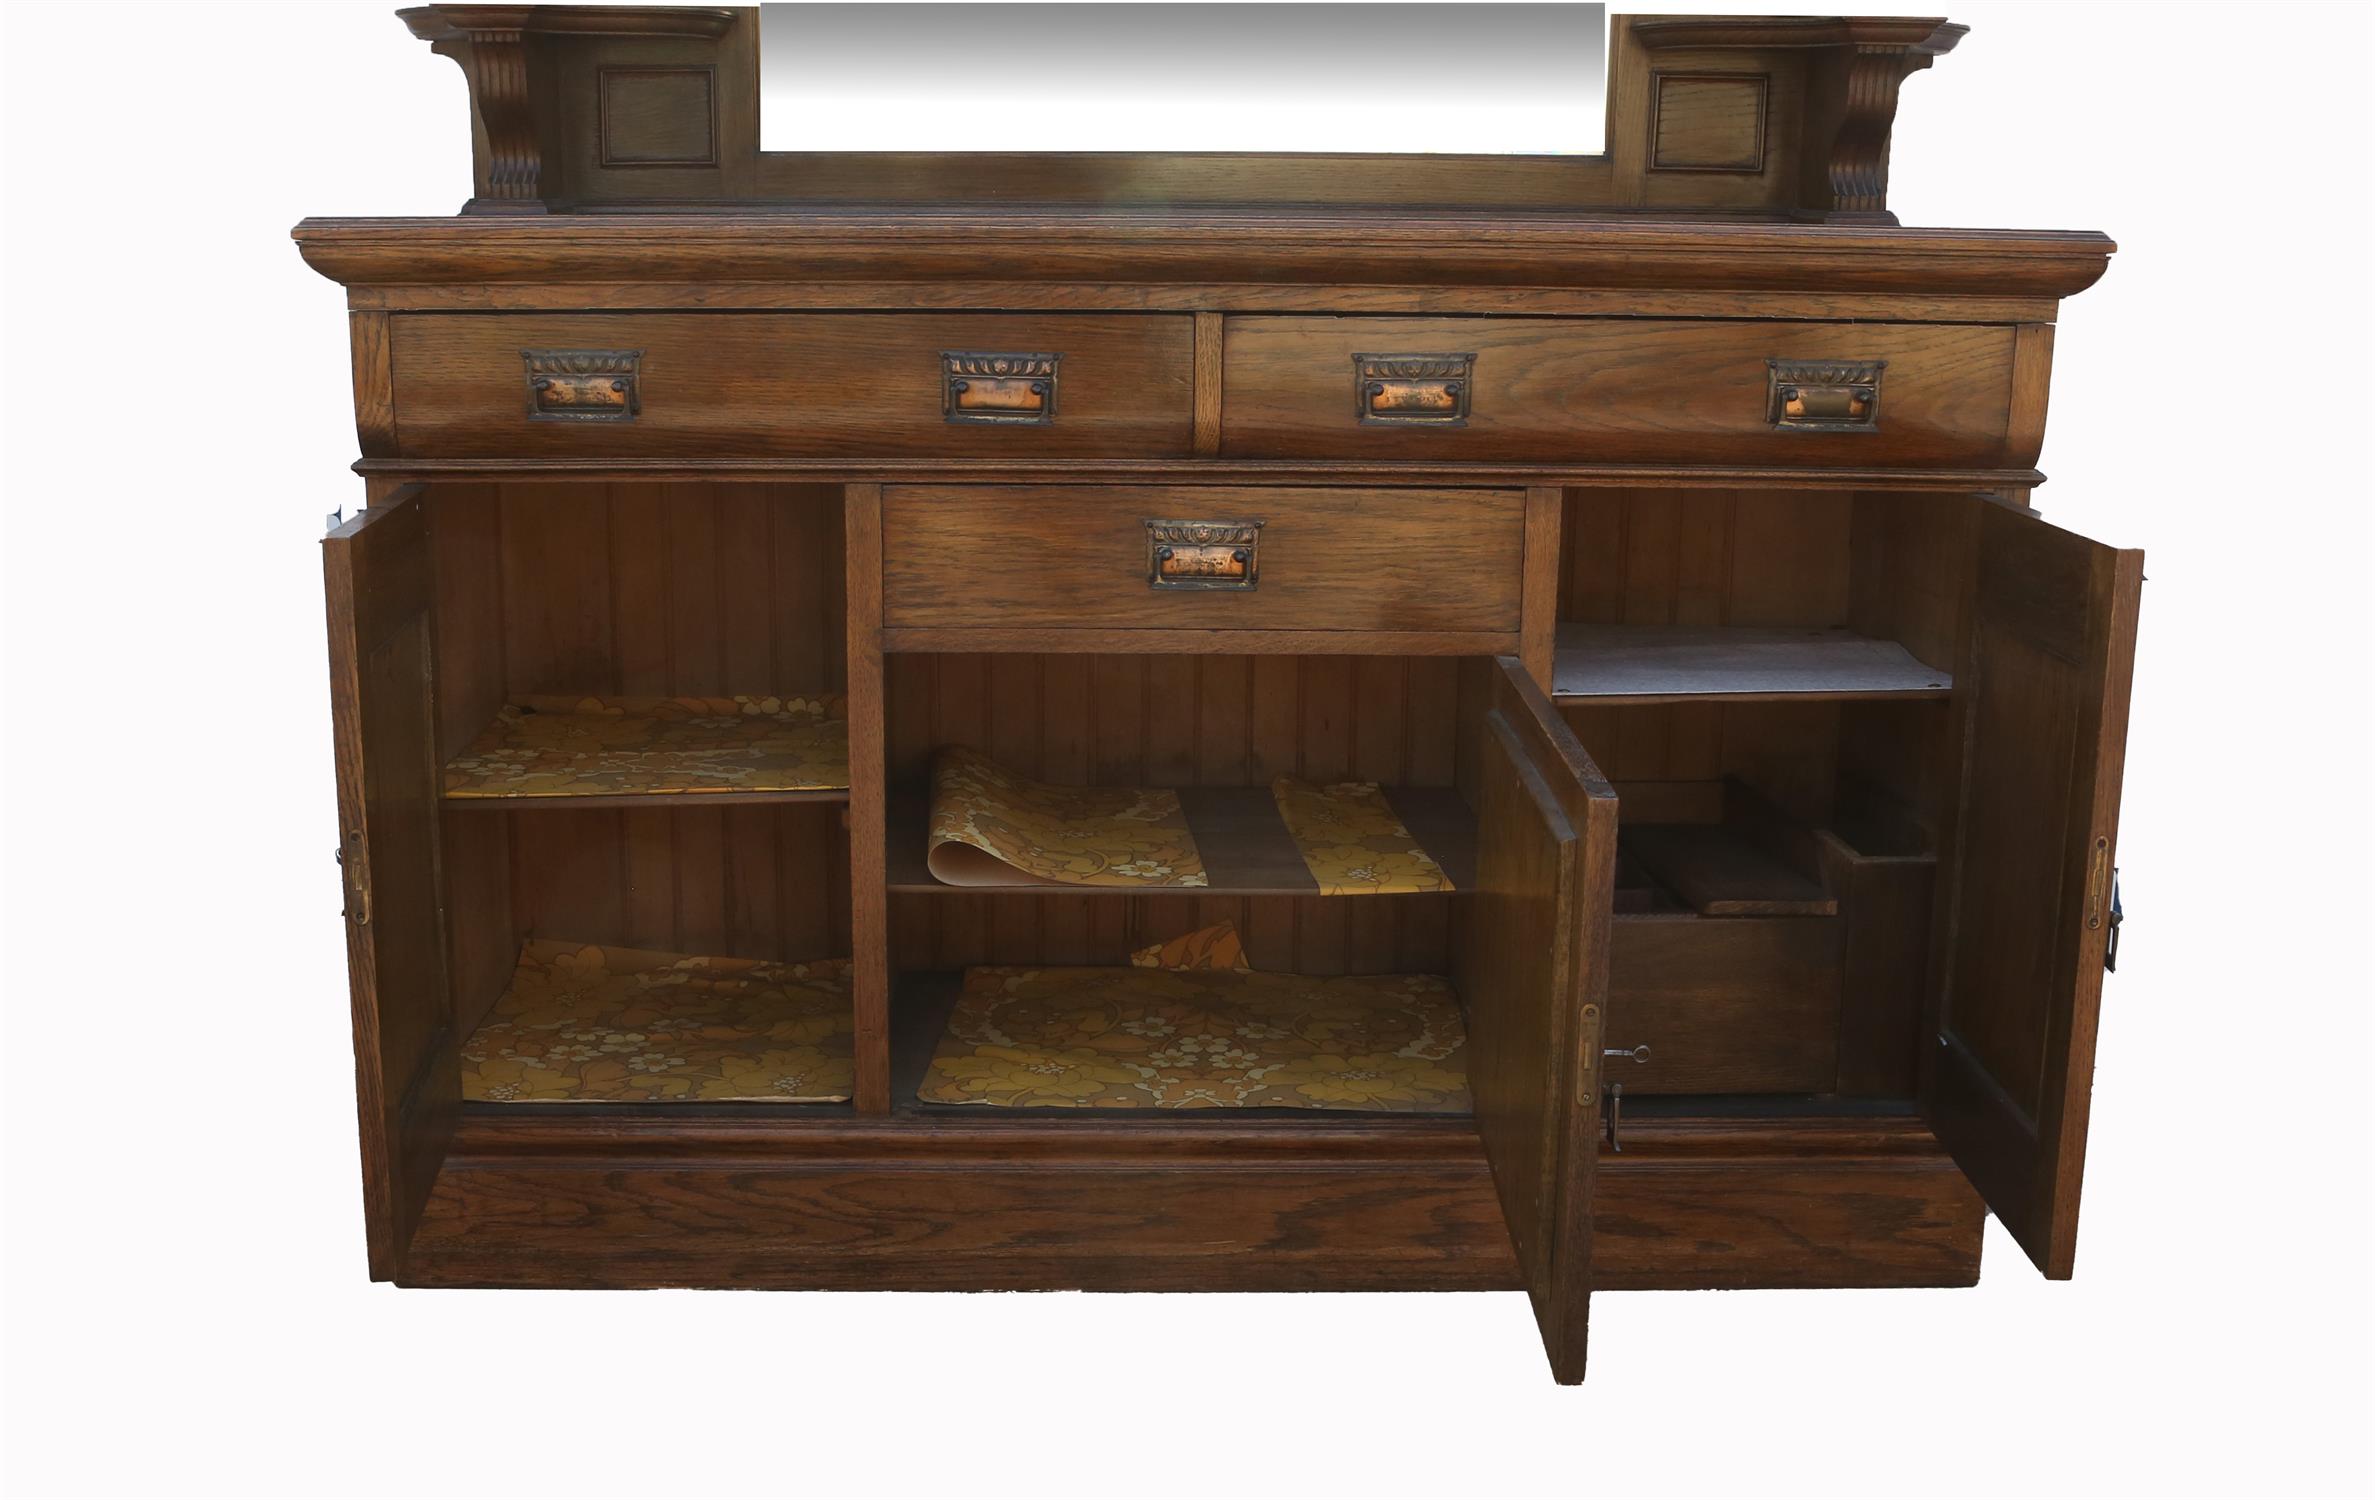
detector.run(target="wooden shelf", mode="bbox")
[1623,825,1837,917]
[1552,625,1952,705]
[461,940,856,1105]
[441,696,850,809]
[887,785,1477,896]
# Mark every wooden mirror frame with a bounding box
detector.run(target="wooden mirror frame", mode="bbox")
[401,6,1965,220]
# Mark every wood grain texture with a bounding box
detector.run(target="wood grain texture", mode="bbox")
[880,485,1524,634]
[324,491,457,1279]
[883,651,1464,978]
[2005,323,2058,469]
[1624,823,1837,915]
[294,215,2115,301]
[844,483,891,1112]
[1458,659,1618,1383]
[389,313,1194,458]
[1191,311,1224,457]
[350,311,397,456]
[1604,916,1842,1093]
[1554,624,1952,704]
[1519,486,1561,691]
[1928,499,2142,1278]
[399,1112,1981,1292]
[350,280,2066,324]
[1222,317,2018,466]
[424,481,847,702]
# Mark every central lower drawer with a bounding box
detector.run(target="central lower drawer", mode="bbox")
[880,485,1525,636]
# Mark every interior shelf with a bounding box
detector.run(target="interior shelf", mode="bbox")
[891,968,1473,1115]
[887,784,1478,895]
[442,695,850,809]
[1623,824,1838,916]
[460,939,855,1105]
[1552,624,1952,705]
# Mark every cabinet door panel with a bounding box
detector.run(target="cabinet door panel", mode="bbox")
[1462,658,1619,1382]
[324,490,457,1278]
[1929,498,2141,1278]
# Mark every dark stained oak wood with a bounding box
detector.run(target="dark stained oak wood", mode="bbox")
[400,1110,1982,1292]
[1604,915,1843,1094]
[1458,659,1619,1384]
[1624,824,1838,916]
[1555,624,1953,704]
[296,215,2114,299]
[301,7,2138,1385]
[389,313,1195,458]
[1223,316,2021,467]
[880,485,1524,636]
[324,490,458,1279]
[845,482,891,1112]
[885,784,1478,897]
[1926,498,2142,1279]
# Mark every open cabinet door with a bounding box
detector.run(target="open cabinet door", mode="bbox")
[1929,498,2142,1278]
[1462,658,1620,1383]
[323,490,457,1279]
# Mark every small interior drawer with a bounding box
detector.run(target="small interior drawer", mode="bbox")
[1604,914,1844,1095]
[879,484,1527,637]
[1220,316,2020,466]
[388,312,1194,458]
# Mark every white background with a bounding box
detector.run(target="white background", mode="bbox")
[2,2,2370,1497]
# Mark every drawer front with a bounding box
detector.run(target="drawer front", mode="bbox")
[880,485,1524,633]
[1604,915,1843,1094]
[1222,317,2019,466]
[389,313,1194,457]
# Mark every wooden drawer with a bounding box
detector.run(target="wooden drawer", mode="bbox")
[880,485,1525,638]
[387,313,1193,457]
[1221,317,2021,467]
[1604,915,1843,1094]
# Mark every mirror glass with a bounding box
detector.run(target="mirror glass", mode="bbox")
[759,3,1608,155]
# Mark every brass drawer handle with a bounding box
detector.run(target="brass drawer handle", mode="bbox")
[1354,352,1475,427]
[523,349,641,421]
[1767,358,1885,431]
[1147,518,1262,590]
[944,351,1060,425]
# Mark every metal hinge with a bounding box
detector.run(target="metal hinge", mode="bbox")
[337,836,370,925]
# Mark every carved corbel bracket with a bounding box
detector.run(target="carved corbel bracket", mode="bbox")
[398,5,738,214]
[1632,16,1966,224]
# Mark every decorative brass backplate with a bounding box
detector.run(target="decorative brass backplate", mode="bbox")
[943,352,1060,425]
[1146,518,1263,590]
[523,349,642,421]
[1353,352,1476,427]
[1766,358,1885,432]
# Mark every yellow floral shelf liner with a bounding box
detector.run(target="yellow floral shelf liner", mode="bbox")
[444,694,848,800]
[926,745,1207,888]
[461,940,855,1103]
[1130,920,1251,972]
[1271,777,1454,895]
[918,965,1471,1112]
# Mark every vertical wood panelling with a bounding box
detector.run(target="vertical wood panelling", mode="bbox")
[426,484,505,761]
[422,482,854,1011]
[879,652,1464,978]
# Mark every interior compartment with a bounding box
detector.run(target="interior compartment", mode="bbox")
[881,652,1513,1113]
[417,481,855,1105]
[1552,487,1968,711]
